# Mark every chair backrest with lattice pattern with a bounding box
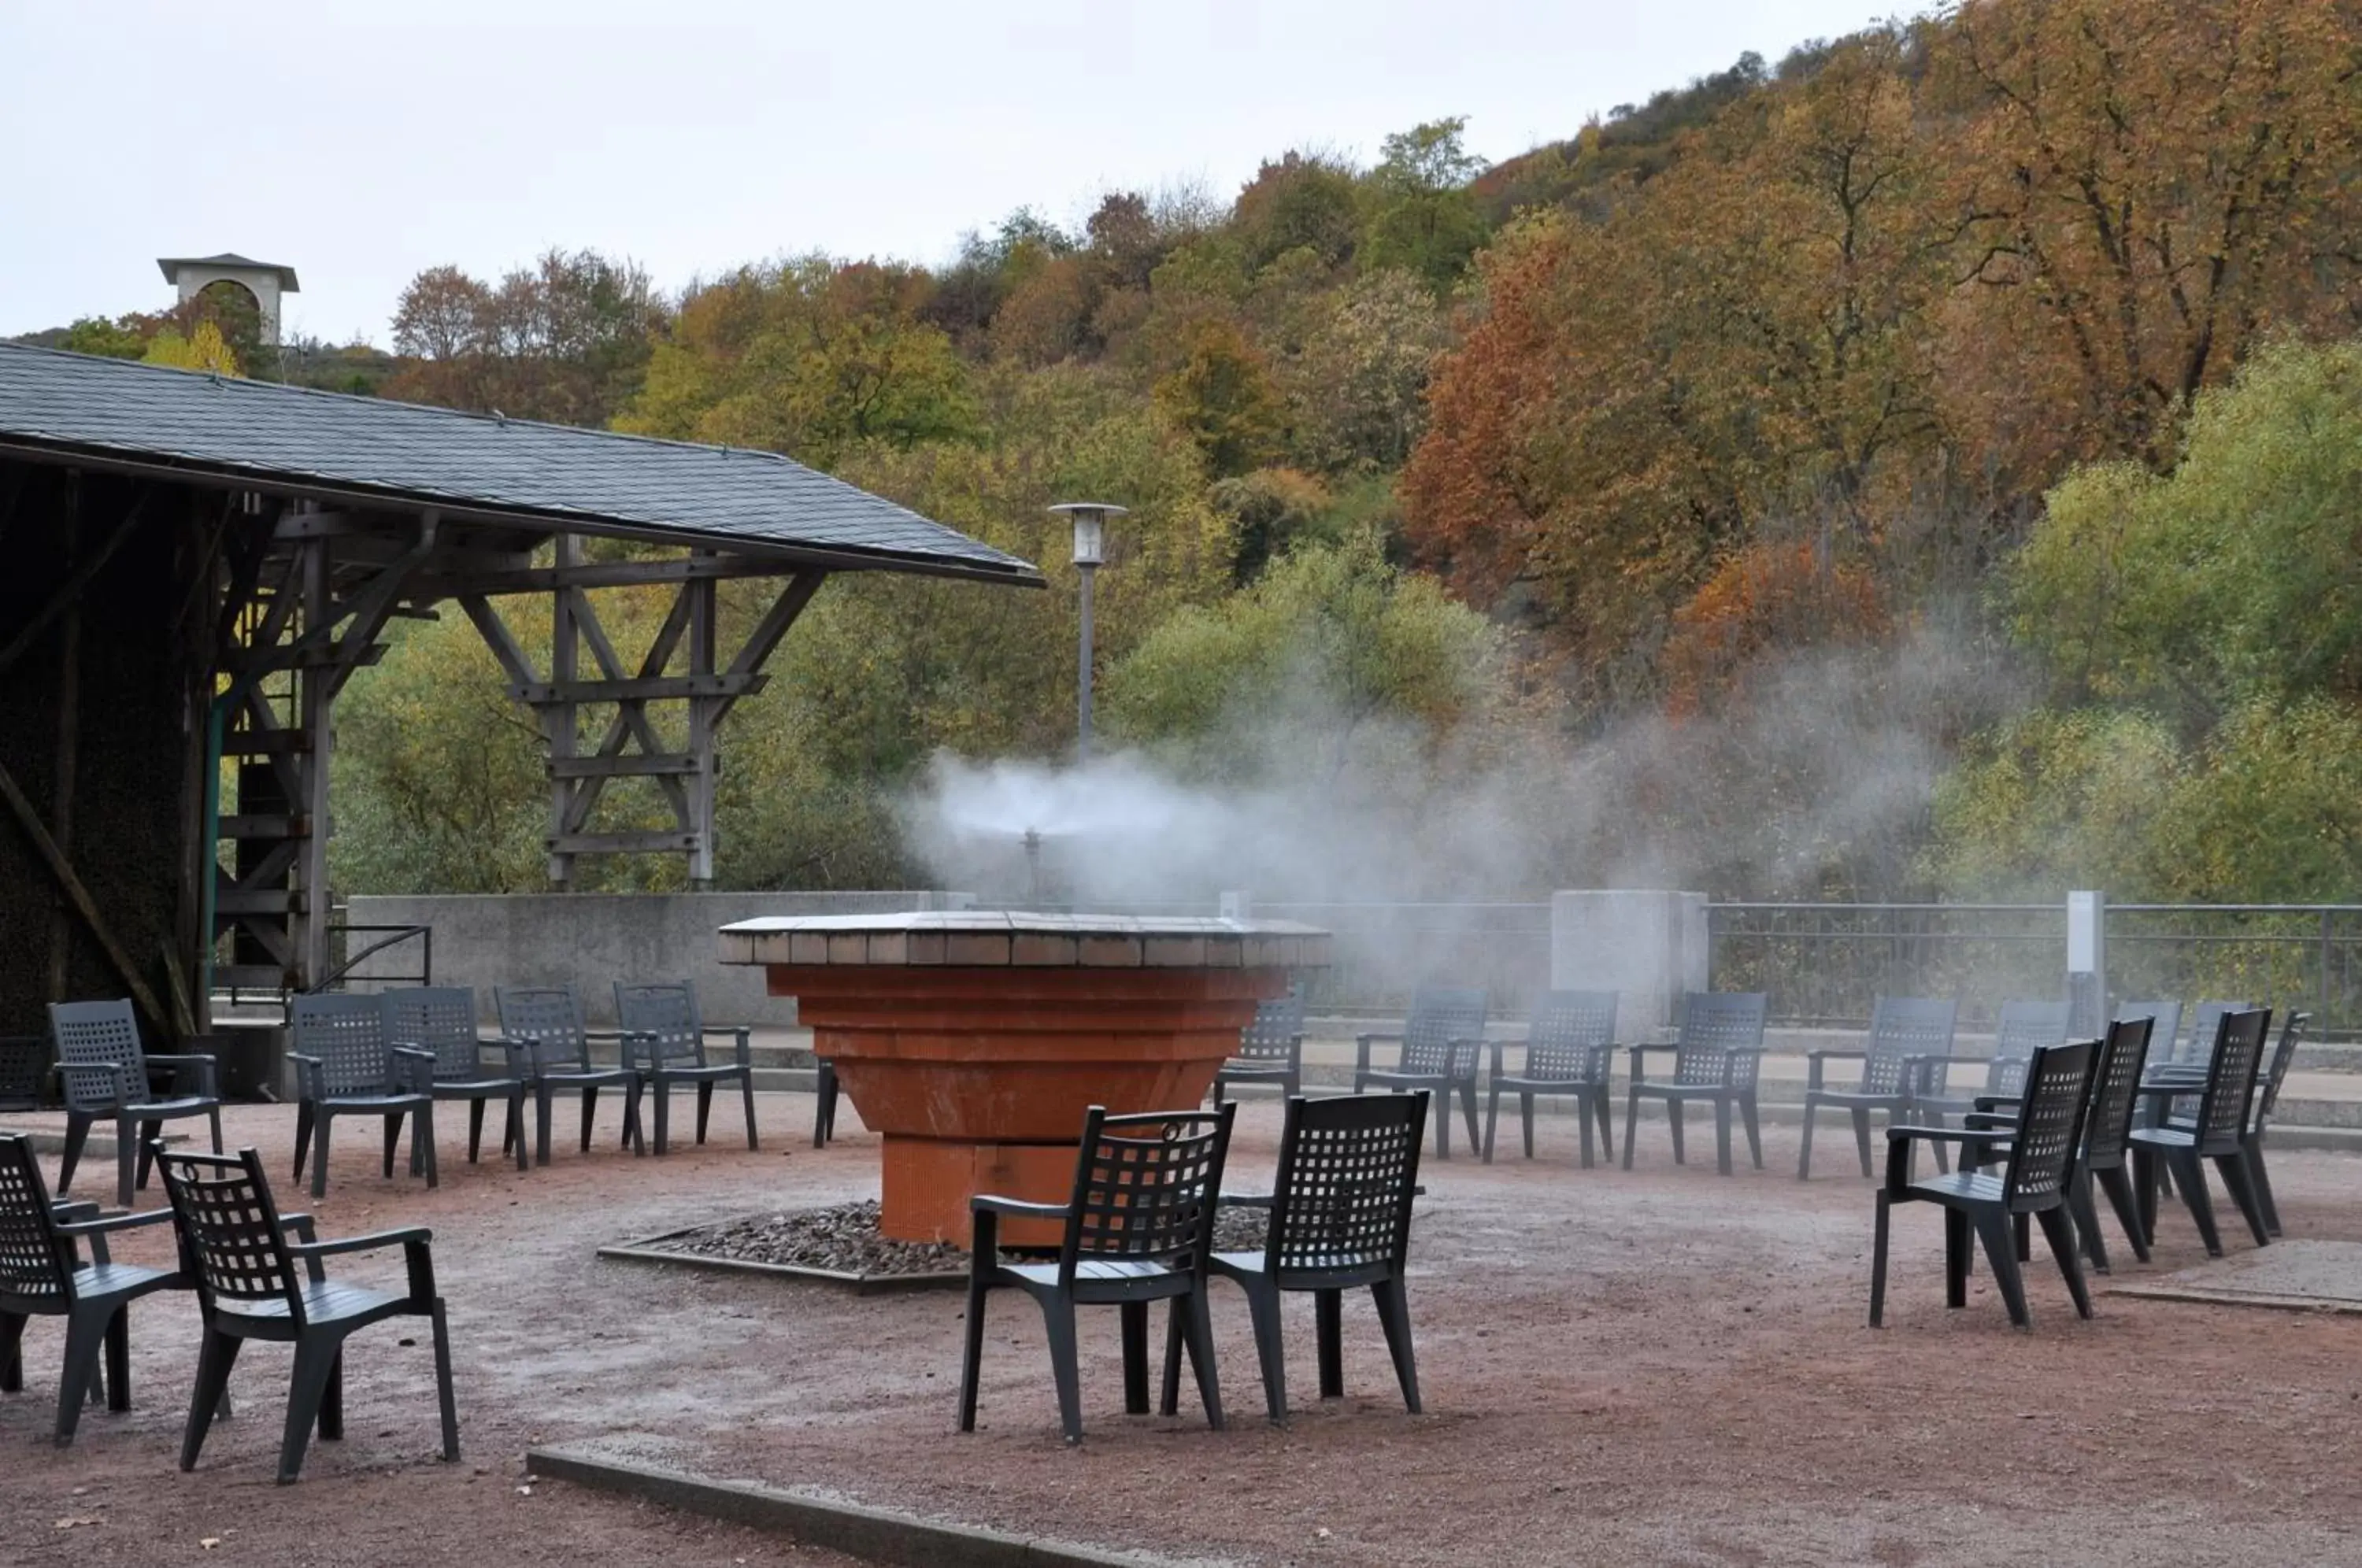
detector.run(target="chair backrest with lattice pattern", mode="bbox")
[2193,1007,2271,1153]
[156,1147,307,1322]
[2255,1011,2310,1126]
[1057,1104,1234,1285]
[495,986,591,1073]
[1264,1090,1426,1283]
[383,986,487,1078]
[2080,1015,2155,1168]
[48,999,146,1115]
[1396,986,1487,1076]
[1673,993,1767,1087]
[2175,999,2250,1069]
[2000,1039,2099,1210]
[2114,1000,2182,1067]
[1861,997,1957,1095]
[1234,986,1306,1065]
[1523,991,1618,1081]
[1983,999,2071,1097]
[0,1136,74,1302]
[614,982,709,1068]
[291,993,396,1096]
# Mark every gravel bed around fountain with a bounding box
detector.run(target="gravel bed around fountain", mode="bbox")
[602,1199,1275,1293]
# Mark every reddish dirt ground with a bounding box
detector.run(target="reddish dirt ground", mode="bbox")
[4,1092,2360,1566]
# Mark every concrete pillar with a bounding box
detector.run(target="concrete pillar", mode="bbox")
[1550,890,1709,1037]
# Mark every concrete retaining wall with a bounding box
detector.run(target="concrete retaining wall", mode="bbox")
[343,892,964,1025]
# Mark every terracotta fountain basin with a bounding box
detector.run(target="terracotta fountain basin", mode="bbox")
[718,912,1331,1244]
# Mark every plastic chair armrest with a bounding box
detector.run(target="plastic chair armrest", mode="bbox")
[286,1052,325,1100]
[144,1052,220,1098]
[1355,1032,1401,1075]
[291,1225,433,1259]
[55,1207,175,1239]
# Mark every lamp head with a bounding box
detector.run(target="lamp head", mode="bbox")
[1050,501,1127,568]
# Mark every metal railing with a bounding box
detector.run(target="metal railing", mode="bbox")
[313,923,433,995]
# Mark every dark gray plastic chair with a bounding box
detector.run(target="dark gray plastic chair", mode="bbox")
[158,1145,458,1484]
[0,1133,189,1445]
[2130,1006,2273,1256]
[1171,1090,1427,1423]
[1871,1038,2100,1329]
[493,986,643,1166]
[1484,990,1618,1167]
[1623,992,1768,1176]
[613,981,757,1156]
[1353,986,1488,1159]
[1213,985,1307,1106]
[2240,1010,2310,1236]
[958,1103,1235,1445]
[1797,997,1957,1180]
[289,993,438,1200]
[382,986,528,1172]
[1964,1015,2157,1274]
[50,998,223,1208]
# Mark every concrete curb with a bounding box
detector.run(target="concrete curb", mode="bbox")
[525,1444,1198,1567]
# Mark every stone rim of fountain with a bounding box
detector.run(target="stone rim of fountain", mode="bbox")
[720,911,1335,970]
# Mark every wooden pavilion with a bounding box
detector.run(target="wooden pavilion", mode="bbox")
[0,344,1041,1041]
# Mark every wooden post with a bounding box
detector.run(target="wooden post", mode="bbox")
[687,555,718,888]
[45,472,80,1003]
[548,534,579,888]
[297,534,334,989]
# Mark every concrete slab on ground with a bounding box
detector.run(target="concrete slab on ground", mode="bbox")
[2108,1239,2362,1314]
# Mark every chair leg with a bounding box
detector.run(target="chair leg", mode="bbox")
[1713,1098,1733,1177]
[2247,1136,2281,1237]
[814,1061,838,1149]
[2036,1206,2094,1319]
[740,1070,760,1152]
[0,1309,23,1392]
[1159,1296,1188,1416]
[1370,1276,1421,1415]
[1520,1091,1535,1161]
[1576,1090,1596,1170]
[1482,1086,1501,1164]
[2013,1211,2031,1263]
[1180,1287,1223,1432]
[278,1335,341,1483]
[956,1276,990,1433]
[1868,1192,1892,1327]
[207,1106,224,1154]
[115,1114,137,1208]
[1595,1089,1614,1165]
[626,1081,646,1156]
[1120,1300,1150,1415]
[1973,1210,2031,1327]
[293,1101,314,1181]
[1621,1089,1641,1170]
[1242,1279,1288,1423]
[2068,1166,2110,1275]
[508,1092,528,1173]
[534,1082,553,1167]
[2216,1152,2270,1248]
[318,1348,344,1440]
[1431,1089,1452,1160]
[1315,1288,1344,1399]
[467,1098,486,1164]
[1797,1102,1817,1181]
[2096,1163,2151,1263]
[57,1113,91,1195]
[2133,1147,2159,1245]
[310,1111,333,1200]
[1944,1207,1969,1309]
[180,1329,242,1472]
[54,1305,113,1444]
[382,1115,402,1180]
[1459,1080,1480,1155]
[696,1080,714,1146]
[1742,1095,1762,1170]
[1668,1100,1687,1166]
[430,1300,460,1462]
[579,1085,599,1154]
[1852,1108,1874,1179]
[652,1077,671,1156]
[1039,1295,1085,1444]
[2170,1149,2223,1256]
[135,1120,163,1192]
[417,1104,439,1189]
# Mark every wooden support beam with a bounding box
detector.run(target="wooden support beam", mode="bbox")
[544,830,703,855]
[711,569,826,727]
[411,554,799,599]
[546,753,702,779]
[508,674,764,704]
[215,888,306,916]
[0,756,171,1035]
[218,814,311,838]
[224,642,387,675]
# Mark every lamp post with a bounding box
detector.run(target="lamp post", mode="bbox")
[1050,501,1127,763]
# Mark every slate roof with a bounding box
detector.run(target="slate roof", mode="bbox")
[0,345,1041,584]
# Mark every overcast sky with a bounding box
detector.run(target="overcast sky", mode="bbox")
[2,1,1907,347]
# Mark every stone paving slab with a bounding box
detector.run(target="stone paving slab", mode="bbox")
[2108,1239,2362,1314]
